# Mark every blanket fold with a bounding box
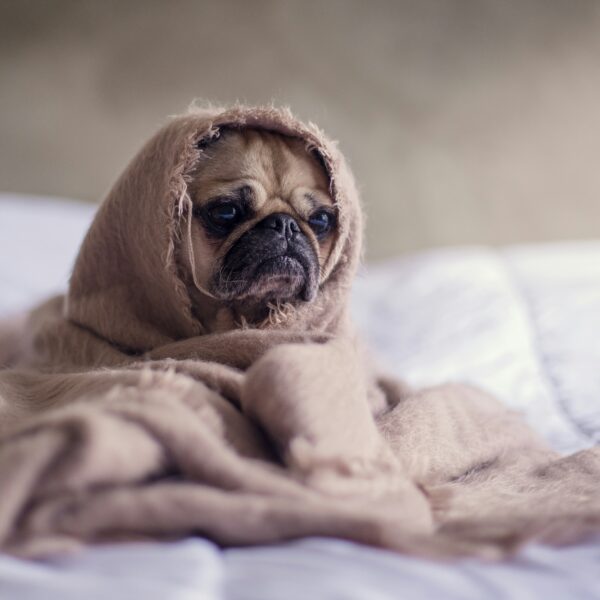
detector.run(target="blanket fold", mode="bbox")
[1,105,599,559]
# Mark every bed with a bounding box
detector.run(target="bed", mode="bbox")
[1,193,599,599]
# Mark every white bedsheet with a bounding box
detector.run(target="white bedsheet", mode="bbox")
[1,193,599,599]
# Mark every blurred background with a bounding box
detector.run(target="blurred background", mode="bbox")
[1,0,600,260]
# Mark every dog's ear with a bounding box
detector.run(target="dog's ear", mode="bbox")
[196,128,221,150]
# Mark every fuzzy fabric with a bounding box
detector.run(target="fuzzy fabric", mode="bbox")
[0,105,599,560]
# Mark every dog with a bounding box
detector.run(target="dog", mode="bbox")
[180,128,338,332]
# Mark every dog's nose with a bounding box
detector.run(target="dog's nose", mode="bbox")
[258,213,301,239]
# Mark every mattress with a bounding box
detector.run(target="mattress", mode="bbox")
[1,193,599,599]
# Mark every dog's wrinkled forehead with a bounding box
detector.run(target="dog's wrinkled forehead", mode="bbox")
[191,128,334,217]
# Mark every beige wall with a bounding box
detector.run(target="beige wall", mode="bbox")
[2,0,600,259]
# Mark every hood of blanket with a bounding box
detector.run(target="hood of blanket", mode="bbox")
[66,105,364,353]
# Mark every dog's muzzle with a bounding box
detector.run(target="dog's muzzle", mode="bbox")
[214,213,319,302]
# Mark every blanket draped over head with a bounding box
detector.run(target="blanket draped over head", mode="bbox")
[0,106,599,560]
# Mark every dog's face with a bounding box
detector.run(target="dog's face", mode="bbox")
[182,128,337,326]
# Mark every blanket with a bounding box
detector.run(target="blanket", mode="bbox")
[0,105,599,559]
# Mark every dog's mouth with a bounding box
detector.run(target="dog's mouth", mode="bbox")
[256,254,304,276]
[255,254,308,293]
[216,251,315,302]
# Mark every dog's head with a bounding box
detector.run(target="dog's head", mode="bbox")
[181,128,338,325]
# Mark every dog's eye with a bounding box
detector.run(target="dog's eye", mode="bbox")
[207,203,241,229]
[308,210,335,238]
[210,204,238,223]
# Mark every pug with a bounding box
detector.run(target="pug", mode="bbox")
[180,128,338,332]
